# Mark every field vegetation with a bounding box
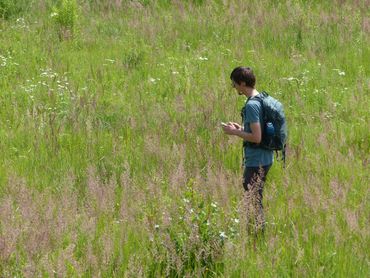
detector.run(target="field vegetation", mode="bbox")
[0,0,369,276]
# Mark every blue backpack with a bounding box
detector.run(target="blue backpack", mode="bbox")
[242,91,288,165]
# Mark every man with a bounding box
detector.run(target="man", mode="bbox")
[222,66,273,234]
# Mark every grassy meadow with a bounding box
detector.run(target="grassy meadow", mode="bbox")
[0,0,369,276]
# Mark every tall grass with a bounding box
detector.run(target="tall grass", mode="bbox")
[0,0,369,276]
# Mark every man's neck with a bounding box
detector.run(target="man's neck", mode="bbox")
[244,88,259,98]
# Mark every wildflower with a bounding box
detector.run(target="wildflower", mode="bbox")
[211,202,217,208]
[0,55,6,67]
[285,77,298,82]
[198,56,208,61]
[219,231,227,239]
[332,69,345,76]
[154,224,160,229]
[183,198,190,203]
[149,77,160,84]
[234,218,240,224]
[50,12,58,18]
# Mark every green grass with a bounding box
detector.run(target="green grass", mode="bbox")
[0,0,369,276]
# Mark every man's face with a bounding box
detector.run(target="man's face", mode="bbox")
[232,80,244,95]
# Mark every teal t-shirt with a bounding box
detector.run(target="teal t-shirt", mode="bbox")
[242,96,274,167]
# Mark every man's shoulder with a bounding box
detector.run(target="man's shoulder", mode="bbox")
[245,98,262,109]
[243,98,262,121]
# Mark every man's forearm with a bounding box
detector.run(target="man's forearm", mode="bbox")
[232,130,260,143]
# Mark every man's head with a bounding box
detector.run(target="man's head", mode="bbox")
[230,67,256,92]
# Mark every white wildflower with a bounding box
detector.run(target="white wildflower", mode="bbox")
[198,56,208,61]
[333,69,345,76]
[219,231,227,239]
[283,77,299,82]
[149,77,160,84]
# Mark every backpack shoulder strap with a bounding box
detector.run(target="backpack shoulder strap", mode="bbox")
[248,91,268,106]
[249,92,267,120]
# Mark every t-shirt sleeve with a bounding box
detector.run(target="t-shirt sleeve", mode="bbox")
[244,101,261,123]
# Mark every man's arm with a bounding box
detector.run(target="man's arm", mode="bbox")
[222,122,261,143]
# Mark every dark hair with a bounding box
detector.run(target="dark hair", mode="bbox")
[230,66,256,88]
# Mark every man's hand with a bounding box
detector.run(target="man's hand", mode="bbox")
[230,122,242,130]
[222,122,242,135]
[222,121,261,143]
